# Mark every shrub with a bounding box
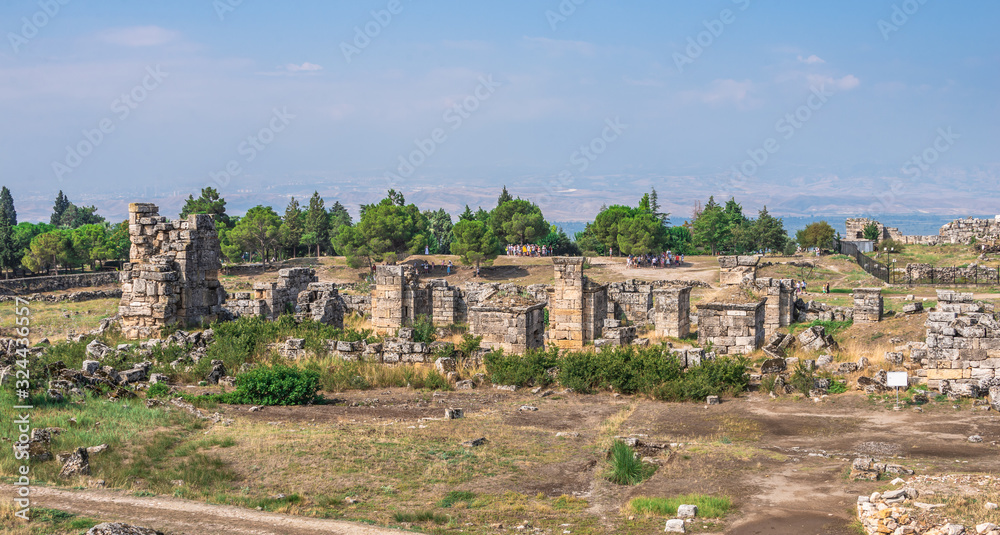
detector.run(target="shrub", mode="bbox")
[484,348,558,387]
[146,382,171,398]
[423,370,451,391]
[789,361,815,394]
[605,440,655,485]
[393,511,448,524]
[651,356,749,402]
[457,333,482,356]
[223,365,320,406]
[410,315,436,344]
[827,380,848,394]
[628,494,731,518]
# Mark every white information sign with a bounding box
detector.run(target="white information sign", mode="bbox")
[886,372,908,388]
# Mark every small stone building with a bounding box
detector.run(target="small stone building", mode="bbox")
[652,287,691,339]
[119,203,225,339]
[718,256,760,286]
[371,264,464,334]
[294,282,345,328]
[696,298,766,355]
[469,296,546,354]
[853,288,883,324]
[547,257,607,349]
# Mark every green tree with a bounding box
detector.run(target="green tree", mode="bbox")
[328,201,353,234]
[753,206,788,254]
[459,205,475,222]
[333,191,428,268]
[279,198,304,258]
[50,190,70,226]
[862,222,881,241]
[0,187,16,226]
[71,224,110,270]
[93,221,129,264]
[490,199,548,245]
[692,196,726,254]
[664,225,692,254]
[59,204,105,228]
[574,225,604,255]
[616,212,666,255]
[303,192,329,257]
[180,187,230,228]
[424,208,454,254]
[591,205,637,255]
[451,219,500,269]
[796,221,836,251]
[22,231,71,274]
[229,206,282,264]
[497,186,513,207]
[537,226,581,256]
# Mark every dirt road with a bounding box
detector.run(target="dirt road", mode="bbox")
[31,487,403,535]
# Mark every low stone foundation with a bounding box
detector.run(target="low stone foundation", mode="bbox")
[469,300,545,354]
[718,256,760,286]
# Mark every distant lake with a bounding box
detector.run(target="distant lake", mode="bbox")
[555,214,999,240]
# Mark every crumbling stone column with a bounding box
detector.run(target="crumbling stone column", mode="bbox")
[547,257,606,349]
[852,288,883,323]
[119,203,224,339]
[753,277,794,337]
[372,265,413,334]
[652,287,691,339]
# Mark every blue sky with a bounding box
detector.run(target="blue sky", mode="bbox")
[1,0,997,221]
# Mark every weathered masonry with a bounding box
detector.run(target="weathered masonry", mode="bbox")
[119,203,225,340]
[370,264,465,335]
[469,297,546,354]
[752,277,795,338]
[652,287,691,339]
[547,257,608,349]
[852,288,883,324]
[224,268,317,320]
[718,256,760,286]
[696,299,766,355]
[917,290,1000,392]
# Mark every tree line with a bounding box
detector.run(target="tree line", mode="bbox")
[0,185,839,277]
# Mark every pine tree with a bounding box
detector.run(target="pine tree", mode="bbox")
[497,186,513,207]
[51,190,70,225]
[459,205,475,221]
[0,187,16,226]
[0,205,15,278]
[303,192,329,257]
[279,198,304,258]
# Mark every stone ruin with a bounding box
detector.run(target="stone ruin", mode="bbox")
[371,264,465,334]
[718,255,761,286]
[915,290,1000,394]
[547,257,608,349]
[225,268,319,320]
[651,287,691,339]
[696,298,766,355]
[469,295,546,354]
[845,218,902,241]
[119,203,225,340]
[852,288,883,324]
[294,282,344,327]
[750,277,795,338]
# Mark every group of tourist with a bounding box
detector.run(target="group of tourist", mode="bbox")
[505,244,550,257]
[793,281,828,295]
[418,260,454,275]
[625,252,685,269]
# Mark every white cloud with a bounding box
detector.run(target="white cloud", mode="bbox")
[687,79,759,108]
[285,62,323,73]
[97,26,179,47]
[797,54,825,65]
[807,73,860,91]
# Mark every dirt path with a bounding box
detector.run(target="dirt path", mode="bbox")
[31,487,403,535]
[588,257,719,285]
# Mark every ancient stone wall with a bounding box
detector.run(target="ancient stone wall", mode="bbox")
[938,217,1000,244]
[652,287,691,339]
[904,263,999,284]
[119,203,224,340]
[224,268,317,320]
[0,271,120,296]
[752,278,794,337]
[294,282,344,327]
[695,300,766,355]
[469,301,546,354]
[371,265,465,334]
[547,257,606,349]
[845,218,902,241]
[852,288,883,323]
[915,289,1000,391]
[718,256,760,286]
[371,265,416,334]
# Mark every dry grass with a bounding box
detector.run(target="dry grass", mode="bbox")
[0,297,118,343]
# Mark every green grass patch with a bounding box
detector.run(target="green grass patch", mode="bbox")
[605,440,656,485]
[439,490,477,507]
[627,494,732,518]
[788,319,853,337]
[393,510,449,524]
